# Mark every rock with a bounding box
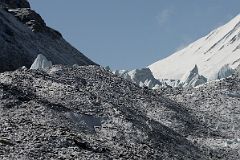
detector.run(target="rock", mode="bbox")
[159,74,240,159]
[0,0,30,9]
[8,8,62,38]
[8,8,46,33]
[0,8,96,73]
[0,138,14,146]
[104,66,111,71]
[236,65,240,76]
[30,54,52,70]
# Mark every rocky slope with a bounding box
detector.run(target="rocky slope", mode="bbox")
[0,65,214,160]
[0,0,96,72]
[158,74,240,159]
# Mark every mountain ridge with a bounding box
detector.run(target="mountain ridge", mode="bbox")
[149,14,240,80]
[0,0,96,72]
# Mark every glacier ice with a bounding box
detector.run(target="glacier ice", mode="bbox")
[30,54,52,70]
[217,64,235,79]
[113,68,161,89]
[179,65,207,87]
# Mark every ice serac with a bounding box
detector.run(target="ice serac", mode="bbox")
[179,65,207,87]
[0,0,96,72]
[114,68,162,89]
[217,64,235,79]
[30,54,52,70]
[149,14,240,80]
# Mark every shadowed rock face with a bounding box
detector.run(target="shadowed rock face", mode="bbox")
[0,65,210,160]
[0,1,96,72]
[0,0,30,9]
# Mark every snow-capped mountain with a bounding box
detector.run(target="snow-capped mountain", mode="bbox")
[0,0,96,72]
[149,14,240,80]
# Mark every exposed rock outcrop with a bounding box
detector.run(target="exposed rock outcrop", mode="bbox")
[0,0,30,9]
[0,0,96,72]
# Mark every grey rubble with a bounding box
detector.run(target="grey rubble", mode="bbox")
[159,74,240,159]
[0,1,96,73]
[0,65,210,160]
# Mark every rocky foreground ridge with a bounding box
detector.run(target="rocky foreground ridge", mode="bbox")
[0,65,214,160]
[0,65,240,159]
[0,0,96,72]
[159,73,240,159]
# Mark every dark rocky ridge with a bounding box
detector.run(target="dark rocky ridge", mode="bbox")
[0,0,96,72]
[0,0,30,9]
[0,65,211,160]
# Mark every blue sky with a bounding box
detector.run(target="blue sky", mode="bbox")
[29,0,240,70]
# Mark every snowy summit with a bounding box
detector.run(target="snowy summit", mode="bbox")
[149,14,240,80]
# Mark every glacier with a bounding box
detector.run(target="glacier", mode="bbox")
[30,54,52,70]
[179,65,207,87]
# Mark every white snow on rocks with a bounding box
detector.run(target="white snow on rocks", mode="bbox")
[30,54,52,70]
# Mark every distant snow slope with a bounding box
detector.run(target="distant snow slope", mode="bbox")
[149,14,240,80]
